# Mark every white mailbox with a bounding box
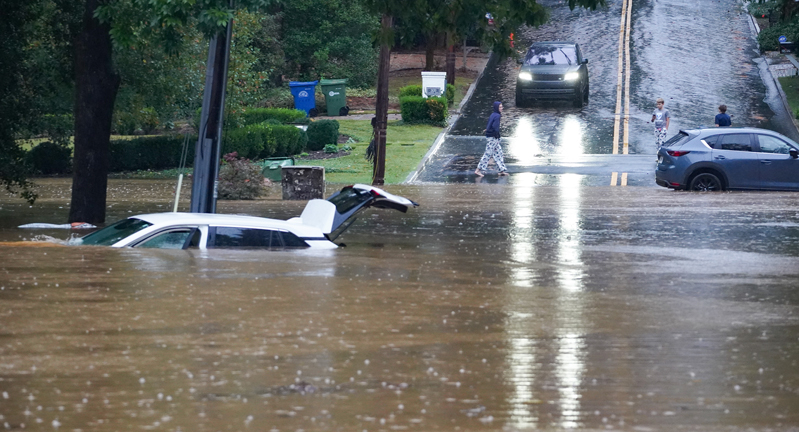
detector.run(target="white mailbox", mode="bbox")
[421,71,447,98]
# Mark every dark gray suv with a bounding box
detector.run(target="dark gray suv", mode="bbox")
[655,128,799,191]
[515,41,589,108]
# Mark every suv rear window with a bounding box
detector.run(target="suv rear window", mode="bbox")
[661,131,691,147]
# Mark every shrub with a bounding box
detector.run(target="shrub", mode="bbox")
[306,119,340,151]
[324,144,339,153]
[446,84,456,106]
[241,107,307,125]
[26,141,72,175]
[400,95,448,125]
[757,21,794,51]
[34,114,74,146]
[113,106,160,135]
[217,152,267,200]
[224,124,267,159]
[399,85,423,97]
[109,135,195,172]
[268,124,304,157]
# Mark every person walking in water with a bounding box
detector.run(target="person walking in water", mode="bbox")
[715,104,732,127]
[651,97,670,147]
[475,101,508,177]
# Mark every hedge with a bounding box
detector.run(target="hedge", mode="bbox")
[306,120,340,151]
[399,84,456,106]
[241,107,308,125]
[109,135,195,172]
[26,141,72,175]
[223,124,305,159]
[400,96,448,125]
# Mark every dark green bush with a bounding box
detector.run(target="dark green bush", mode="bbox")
[400,96,448,125]
[109,135,195,172]
[748,1,778,18]
[241,108,307,125]
[26,141,72,175]
[36,114,74,146]
[757,21,796,51]
[324,144,339,153]
[399,85,423,97]
[113,106,160,135]
[306,120,340,151]
[446,84,456,106]
[224,125,267,159]
[268,124,304,157]
[217,152,267,200]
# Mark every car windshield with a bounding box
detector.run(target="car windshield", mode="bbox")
[524,45,576,66]
[75,218,152,246]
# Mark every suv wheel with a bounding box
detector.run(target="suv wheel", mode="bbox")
[573,85,585,108]
[689,173,722,191]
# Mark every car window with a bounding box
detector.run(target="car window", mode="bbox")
[78,218,152,246]
[208,227,307,249]
[328,187,373,213]
[757,135,793,154]
[702,135,720,148]
[524,46,577,66]
[136,229,194,249]
[661,131,691,147]
[718,134,752,151]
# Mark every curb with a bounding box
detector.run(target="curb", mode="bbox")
[746,7,799,136]
[404,53,495,183]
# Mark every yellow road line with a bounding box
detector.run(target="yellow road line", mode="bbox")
[611,172,618,186]
[621,172,628,186]
[611,0,628,155]
[623,0,632,155]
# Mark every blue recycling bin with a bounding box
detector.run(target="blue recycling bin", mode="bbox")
[289,80,319,117]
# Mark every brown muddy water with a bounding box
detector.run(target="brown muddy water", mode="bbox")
[2,178,799,431]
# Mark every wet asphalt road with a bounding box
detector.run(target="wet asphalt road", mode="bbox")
[413,0,799,184]
[2,180,799,430]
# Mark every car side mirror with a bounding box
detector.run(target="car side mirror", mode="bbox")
[582,59,588,64]
[791,149,799,159]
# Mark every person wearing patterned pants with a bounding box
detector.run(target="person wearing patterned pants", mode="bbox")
[475,101,509,177]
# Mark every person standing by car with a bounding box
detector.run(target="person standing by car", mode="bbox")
[475,101,508,177]
[651,98,670,147]
[715,104,732,127]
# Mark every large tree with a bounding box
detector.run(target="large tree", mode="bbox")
[66,0,271,223]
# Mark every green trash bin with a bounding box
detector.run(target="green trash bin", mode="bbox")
[260,157,295,182]
[319,79,348,116]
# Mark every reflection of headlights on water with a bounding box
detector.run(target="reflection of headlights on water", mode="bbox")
[518,71,533,81]
[564,72,579,81]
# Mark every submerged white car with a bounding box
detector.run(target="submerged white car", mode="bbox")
[72,184,418,250]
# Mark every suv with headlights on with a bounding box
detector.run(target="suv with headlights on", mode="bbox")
[515,41,589,108]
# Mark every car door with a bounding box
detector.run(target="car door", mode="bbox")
[755,134,799,190]
[711,133,760,189]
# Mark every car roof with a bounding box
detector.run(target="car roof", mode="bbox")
[530,41,577,46]
[130,212,319,234]
[684,127,792,138]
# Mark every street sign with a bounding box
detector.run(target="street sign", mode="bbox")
[779,35,788,43]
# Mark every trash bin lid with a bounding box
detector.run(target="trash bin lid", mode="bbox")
[319,79,347,86]
[289,80,318,87]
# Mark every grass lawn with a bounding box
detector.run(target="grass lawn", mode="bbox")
[779,75,799,118]
[295,120,444,184]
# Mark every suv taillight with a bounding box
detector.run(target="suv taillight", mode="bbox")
[667,150,691,157]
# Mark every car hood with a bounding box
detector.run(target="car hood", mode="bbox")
[520,64,580,75]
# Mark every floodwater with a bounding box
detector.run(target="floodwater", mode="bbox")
[3,178,799,430]
[437,0,796,183]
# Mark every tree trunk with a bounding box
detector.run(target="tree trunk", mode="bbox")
[425,34,436,70]
[372,14,392,186]
[68,0,119,224]
[446,32,456,86]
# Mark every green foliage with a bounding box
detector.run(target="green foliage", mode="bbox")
[306,120,340,151]
[282,0,379,88]
[223,123,304,159]
[241,108,307,125]
[748,1,779,18]
[399,85,423,97]
[400,96,448,125]
[109,135,195,172]
[32,114,74,147]
[324,144,339,153]
[217,152,267,200]
[26,141,72,175]
[113,106,160,135]
[757,20,799,51]
[446,83,456,106]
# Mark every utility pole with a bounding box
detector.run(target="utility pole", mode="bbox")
[190,11,233,213]
[372,14,392,186]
